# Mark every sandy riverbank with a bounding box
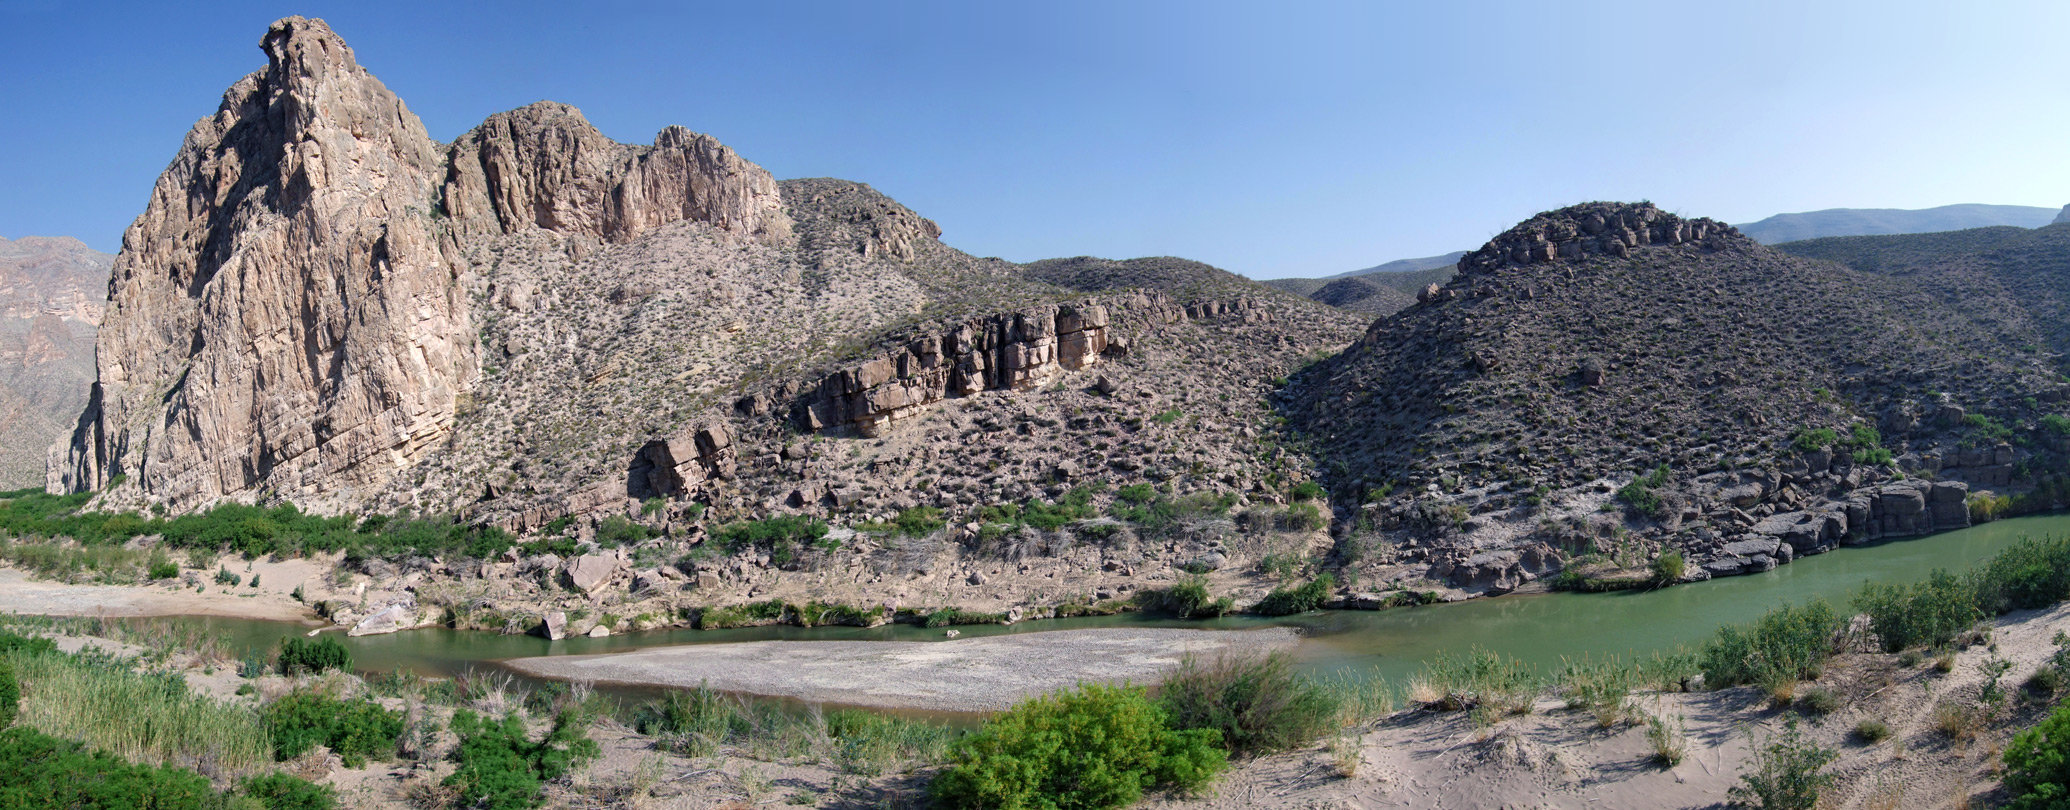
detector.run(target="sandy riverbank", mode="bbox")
[505,625,1300,712]
[0,567,318,622]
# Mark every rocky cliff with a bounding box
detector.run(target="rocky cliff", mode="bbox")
[0,236,109,489]
[57,16,1366,534]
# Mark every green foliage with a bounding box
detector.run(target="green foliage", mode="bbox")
[1279,503,1326,531]
[1156,651,1340,756]
[1854,569,1981,653]
[1976,537,2070,614]
[710,515,829,567]
[593,515,656,548]
[214,566,241,586]
[262,691,404,768]
[632,686,953,772]
[276,636,351,676]
[3,640,271,774]
[1615,464,1671,518]
[238,772,339,810]
[1289,481,1325,502]
[1795,688,1840,717]
[695,600,791,629]
[1152,408,1183,425]
[2007,702,2070,810]
[1251,573,1334,616]
[639,497,666,516]
[1650,550,1686,584]
[1406,647,1540,715]
[444,709,600,810]
[0,658,14,730]
[2044,414,2070,437]
[1108,487,1238,537]
[1853,719,1891,743]
[1138,576,1233,619]
[0,492,515,563]
[1791,427,1838,452]
[0,725,216,809]
[1965,413,2015,445]
[929,683,1226,810]
[146,549,178,581]
[1730,720,1836,810]
[890,506,947,537]
[1697,600,1841,688]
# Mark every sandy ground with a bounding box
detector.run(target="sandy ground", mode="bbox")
[0,559,322,621]
[506,626,1301,712]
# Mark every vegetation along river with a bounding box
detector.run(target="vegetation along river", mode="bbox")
[104,512,2070,713]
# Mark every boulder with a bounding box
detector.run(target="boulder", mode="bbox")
[347,602,416,637]
[563,554,620,594]
[541,611,568,641]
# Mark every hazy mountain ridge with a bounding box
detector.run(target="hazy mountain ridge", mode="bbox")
[1735,203,2060,244]
[0,235,110,489]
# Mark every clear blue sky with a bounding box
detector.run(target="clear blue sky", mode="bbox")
[3,1,2067,278]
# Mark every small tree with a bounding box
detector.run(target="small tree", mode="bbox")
[2006,703,2070,809]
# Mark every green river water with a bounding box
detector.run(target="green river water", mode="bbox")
[101,512,2070,714]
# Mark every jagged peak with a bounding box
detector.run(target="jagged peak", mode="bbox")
[260,16,356,73]
[1456,201,1743,276]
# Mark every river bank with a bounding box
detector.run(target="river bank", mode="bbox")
[0,568,316,622]
[504,626,1299,712]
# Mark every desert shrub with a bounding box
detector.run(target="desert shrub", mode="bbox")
[445,708,600,810]
[1650,550,1685,584]
[0,725,215,809]
[1854,569,1981,653]
[1156,651,1341,756]
[2006,702,2070,810]
[1646,714,1686,766]
[710,515,828,567]
[695,600,790,629]
[276,636,351,676]
[1975,536,2070,613]
[1698,600,1841,688]
[1406,647,1539,715]
[1290,481,1325,502]
[1555,655,1640,727]
[1730,719,1836,810]
[146,549,178,580]
[929,683,1225,810]
[891,506,947,537]
[1251,573,1334,616]
[263,690,405,768]
[215,566,241,586]
[1795,687,1840,717]
[1853,718,1891,743]
[593,515,656,548]
[1137,577,1233,619]
[1279,503,1326,531]
[239,772,339,810]
[1791,427,1838,452]
[1616,464,1671,518]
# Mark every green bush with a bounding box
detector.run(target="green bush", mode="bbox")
[277,636,352,676]
[891,506,947,537]
[1290,481,1325,502]
[1698,600,1841,687]
[1157,651,1340,756]
[0,658,15,729]
[263,691,405,768]
[1615,464,1671,518]
[1138,577,1233,619]
[1854,569,1981,653]
[445,709,600,810]
[215,567,241,586]
[1650,550,1686,584]
[1976,537,2070,614]
[929,683,1225,810]
[0,725,215,809]
[710,515,828,567]
[239,772,339,810]
[1251,573,1334,616]
[146,550,178,581]
[1791,427,1838,452]
[593,516,656,548]
[1279,503,1326,531]
[1730,719,1835,810]
[2007,702,2070,810]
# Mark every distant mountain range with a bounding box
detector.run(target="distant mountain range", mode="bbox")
[1268,204,2069,316]
[1733,204,2062,244]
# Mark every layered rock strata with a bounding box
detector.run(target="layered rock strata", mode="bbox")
[1455,201,1738,275]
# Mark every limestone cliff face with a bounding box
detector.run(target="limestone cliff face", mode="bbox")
[441,102,790,245]
[55,17,475,510]
[0,236,110,489]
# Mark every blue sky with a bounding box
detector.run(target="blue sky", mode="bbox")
[2,1,2067,278]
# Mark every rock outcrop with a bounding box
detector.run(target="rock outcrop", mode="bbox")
[55,16,477,511]
[2056,204,2070,226]
[441,101,791,246]
[1455,202,1737,276]
[0,236,110,488]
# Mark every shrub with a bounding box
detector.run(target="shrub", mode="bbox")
[1975,537,2070,614]
[1616,464,1671,518]
[1406,647,1538,715]
[2007,703,2070,810]
[1853,719,1891,743]
[1795,688,1840,717]
[445,708,600,810]
[1791,427,1838,452]
[1730,719,1837,810]
[1698,600,1840,688]
[891,506,947,537]
[239,772,339,810]
[0,725,216,809]
[277,636,352,676]
[1646,714,1686,767]
[146,550,178,580]
[594,515,656,548]
[1252,573,1334,616]
[1279,503,1326,531]
[1290,481,1325,502]
[1555,655,1639,727]
[1650,550,1685,584]
[215,567,241,586]
[1854,569,1980,653]
[263,691,405,768]
[929,683,1226,810]
[1138,577,1233,619]
[710,516,828,567]
[1157,651,1341,756]
[0,658,14,729]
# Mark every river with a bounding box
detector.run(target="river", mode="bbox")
[102,511,2070,709]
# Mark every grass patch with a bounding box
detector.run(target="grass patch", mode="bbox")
[3,635,271,777]
[1137,576,1233,619]
[1251,573,1334,616]
[1157,650,1340,756]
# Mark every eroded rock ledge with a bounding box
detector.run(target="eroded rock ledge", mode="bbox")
[1453,201,1739,278]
